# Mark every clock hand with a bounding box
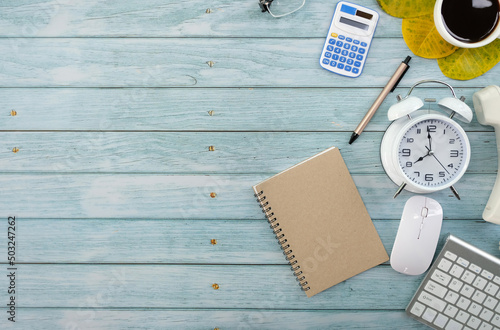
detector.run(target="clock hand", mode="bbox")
[425,146,450,174]
[427,128,432,151]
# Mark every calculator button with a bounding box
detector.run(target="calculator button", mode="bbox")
[337,63,344,69]
[338,35,345,40]
[356,54,363,61]
[336,41,343,47]
[358,48,366,54]
[346,37,352,42]
[341,50,348,56]
[347,59,354,65]
[343,43,350,50]
[339,56,346,63]
[332,54,339,60]
[354,61,361,67]
[345,65,352,72]
[353,40,360,45]
[349,52,356,58]
[327,45,334,51]
[322,58,330,65]
[352,68,359,74]
[334,48,341,54]
[329,61,337,67]
[324,52,332,58]
[351,45,358,52]
[329,39,336,45]
[331,33,338,38]
[361,42,368,47]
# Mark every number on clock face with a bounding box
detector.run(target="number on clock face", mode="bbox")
[398,118,467,188]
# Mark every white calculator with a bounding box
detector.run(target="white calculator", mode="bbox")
[319,1,379,78]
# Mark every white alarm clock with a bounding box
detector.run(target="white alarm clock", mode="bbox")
[380,80,473,199]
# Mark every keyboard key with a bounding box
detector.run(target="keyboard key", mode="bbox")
[322,59,330,65]
[450,278,464,292]
[468,302,483,316]
[458,257,470,268]
[445,251,458,261]
[432,269,452,286]
[346,37,352,42]
[352,68,359,74]
[445,305,459,318]
[358,48,366,54]
[434,314,449,328]
[338,35,345,40]
[470,263,482,274]
[463,270,477,284]
[445,291,460,304]
[439,258,453,272]
[494,276,500,285]
[426,280,448,298]
[492,314,500,327]
[418,291,447,312]
[410,302,426,317]
[486,283,499,296]
[445,319,462,330]
[461,284,475,298]
[458,297,472,310]
[344,65,352,72]
[332,54,339,60]
[479,323,493,330]
[343,43,350,50]
[450,264,465,278]
[484,296,498,310]
[324,52,332,58]
[339,56,346,63]
[422,308,438,323]
[361,42,368,47]
[456,310,470,323]
[482,270,494,281]
[327,45,334,51]
[479,308,494,322]
[467,315,481,328]
[472,291,487,304]
[473,277,488,291]
[353,39,360,44]
[329,61,337,67]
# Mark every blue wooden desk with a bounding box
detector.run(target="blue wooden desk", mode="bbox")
[1,0,500,328]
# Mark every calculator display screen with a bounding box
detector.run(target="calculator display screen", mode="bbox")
[339,17,369,31]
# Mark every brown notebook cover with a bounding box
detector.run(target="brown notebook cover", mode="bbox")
[253,146,388,298]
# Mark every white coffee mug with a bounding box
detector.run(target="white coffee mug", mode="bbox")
[434,0,500,48]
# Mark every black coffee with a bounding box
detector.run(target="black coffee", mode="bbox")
[441,0,499,43]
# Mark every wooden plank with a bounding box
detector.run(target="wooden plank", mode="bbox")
[1,309,427,329]
[2,264,425,309]
[7,219,499,264]
[1,38,499,88]
[0,173,494,220]
[0,132,495,174]
[0,0,401,38]
[0,87,490,131]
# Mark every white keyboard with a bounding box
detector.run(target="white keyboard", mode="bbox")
[407,235,500,330]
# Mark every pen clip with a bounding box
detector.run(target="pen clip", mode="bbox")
[390,64,410,93]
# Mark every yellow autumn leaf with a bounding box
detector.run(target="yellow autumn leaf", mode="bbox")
[377,0,435,18]
[438,39,500,80]
[402,14,458,59]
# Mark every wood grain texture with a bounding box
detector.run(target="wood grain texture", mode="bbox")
[5,219,499,264]
[0,132,495,174]
[0,87,491,131]
[2,309,427,329]
[1,173,496,220]
[1,38,500,88]
[0,0,400,38]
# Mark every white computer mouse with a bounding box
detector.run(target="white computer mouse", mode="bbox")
[390,196,443,275]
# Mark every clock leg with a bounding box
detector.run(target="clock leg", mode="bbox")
[450,186,460,200]
[393,182,407,199]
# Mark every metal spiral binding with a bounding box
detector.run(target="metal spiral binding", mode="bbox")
[254,190,310,292]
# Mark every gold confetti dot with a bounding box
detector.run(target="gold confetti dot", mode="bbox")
[210,192,217,198]
[207,61,215,67]
[211,239,217,245]
[206,8,212,13]
[12,147,19,153]
[10,110,17,116]
[208,110,214,116]
[208,146,215,151]
[212,283,220,290]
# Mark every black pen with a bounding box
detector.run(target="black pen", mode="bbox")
[349,56,411,144]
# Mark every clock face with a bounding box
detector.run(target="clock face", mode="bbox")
[397,117,469,189]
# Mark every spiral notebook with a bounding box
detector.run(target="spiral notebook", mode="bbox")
[253,146,388,298]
